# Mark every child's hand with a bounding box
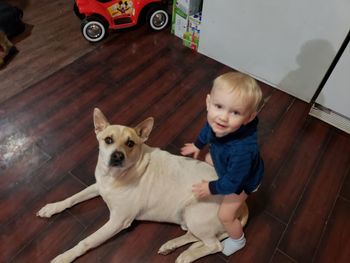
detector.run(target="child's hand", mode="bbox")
[192,180,210,199]
[181,143,200,159]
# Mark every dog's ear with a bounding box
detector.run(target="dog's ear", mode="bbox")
[134,117,154,142]
[93,108,110,134]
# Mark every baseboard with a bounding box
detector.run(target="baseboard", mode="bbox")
[309,104,350,134]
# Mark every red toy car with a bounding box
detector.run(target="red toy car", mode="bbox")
[74,0,170,42]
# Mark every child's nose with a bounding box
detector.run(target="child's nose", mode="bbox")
[219,112,229,121]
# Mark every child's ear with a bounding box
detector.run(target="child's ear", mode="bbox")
[206,94,211,111]
[244,112,257,125]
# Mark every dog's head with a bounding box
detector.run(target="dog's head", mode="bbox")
[93,108,154,170]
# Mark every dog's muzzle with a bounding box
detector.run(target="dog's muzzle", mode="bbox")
[109,151,125,167]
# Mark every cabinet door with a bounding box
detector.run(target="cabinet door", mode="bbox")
[315,41,350,115]
[310,41,350,133]
[198,0,350,102]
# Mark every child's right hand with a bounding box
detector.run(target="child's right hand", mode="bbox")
[181,143,200,159]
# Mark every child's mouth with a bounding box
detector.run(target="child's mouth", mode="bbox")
[215,122,227,129]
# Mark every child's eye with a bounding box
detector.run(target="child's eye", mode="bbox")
[214,104,222,109]
[231,111,240,116]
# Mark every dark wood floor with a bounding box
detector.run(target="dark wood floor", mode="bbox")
[1,1,350,262]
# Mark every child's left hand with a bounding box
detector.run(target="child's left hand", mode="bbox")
[192,180,210,199]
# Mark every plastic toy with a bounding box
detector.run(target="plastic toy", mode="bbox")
[74,0,170,43]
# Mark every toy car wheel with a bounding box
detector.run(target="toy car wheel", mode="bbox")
[147,9,169,31]
[81,16,108,43]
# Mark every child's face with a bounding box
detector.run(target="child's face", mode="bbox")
[206,88,256,137]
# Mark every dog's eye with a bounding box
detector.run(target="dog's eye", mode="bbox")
[126,139,135,148]
[104,137,114,145]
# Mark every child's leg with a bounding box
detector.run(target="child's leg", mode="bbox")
[218,191,248,256]
[218,192,247,238]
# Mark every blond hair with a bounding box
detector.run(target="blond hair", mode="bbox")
[212,72,262,113]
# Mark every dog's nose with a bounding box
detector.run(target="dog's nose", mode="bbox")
[109,151,125,167]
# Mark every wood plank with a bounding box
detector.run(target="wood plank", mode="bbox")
[313,198,350,263]
[0,135,50,224]
[279,130,350,261]
[260,99,311,188]
[248,99,311,217]
[0,175,86,262]
[2,31,177,156]
[271,250,297,263]
[0,0,95,103]
[228,212,285,262]
[10,213,85,263]
[340,168,350,201]
[258,90,295,144]
[266,118,331,222]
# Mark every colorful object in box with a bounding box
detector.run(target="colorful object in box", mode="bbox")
[183,12,201,50]
[171,0,202,38]
[172,5,188,38]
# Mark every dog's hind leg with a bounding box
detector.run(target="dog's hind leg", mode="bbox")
[175,238,222,263]
[37,183,99,218]
[175,202,225,262]
[158,231,198,255]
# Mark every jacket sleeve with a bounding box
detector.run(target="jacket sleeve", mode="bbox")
[194,122,210,149]
[209,150,253,195]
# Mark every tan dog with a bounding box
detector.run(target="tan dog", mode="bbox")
[37,108,249,263]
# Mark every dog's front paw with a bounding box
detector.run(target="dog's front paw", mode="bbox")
[37,202,63,218]
[158,241,177,255]
[51,252,74,263]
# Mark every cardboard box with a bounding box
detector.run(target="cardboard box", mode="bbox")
[176,0,202,16]
[183,12,201,50]
[171,0,202,50]
[172,7,188,38]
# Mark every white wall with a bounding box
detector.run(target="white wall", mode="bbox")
[198,0,350,102]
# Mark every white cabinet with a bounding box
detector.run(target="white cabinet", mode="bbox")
[310,42,350,133]
[198,0,350,102]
